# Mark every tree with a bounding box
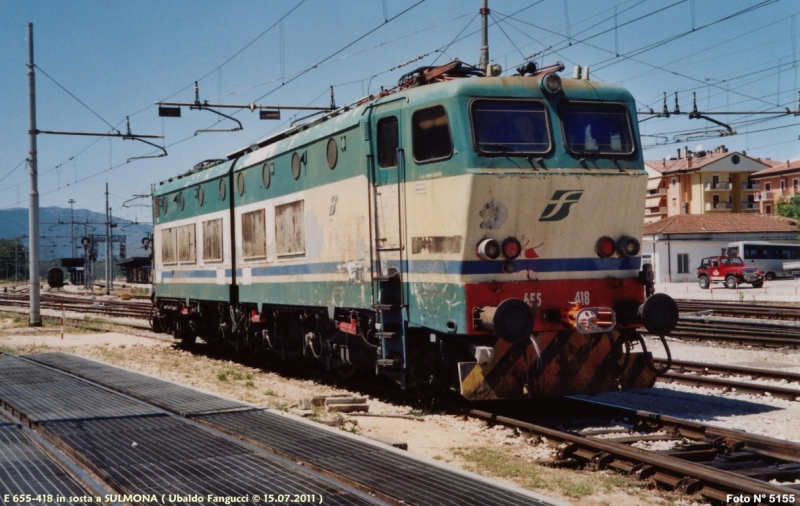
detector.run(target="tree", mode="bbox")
[777,194,800,220]
[0,238,27,281]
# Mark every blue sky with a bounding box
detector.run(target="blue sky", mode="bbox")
[2,0,798,224]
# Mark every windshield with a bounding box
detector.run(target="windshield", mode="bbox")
[471,99,550,155]
[560,102,635,156]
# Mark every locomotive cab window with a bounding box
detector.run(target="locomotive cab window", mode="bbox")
[471,99,550,155]
[412,105,452,163]
[560,102,635,156]
[377,117,398,168]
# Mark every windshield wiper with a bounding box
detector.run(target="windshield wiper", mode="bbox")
[480,142,515,152]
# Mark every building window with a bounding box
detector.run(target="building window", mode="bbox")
[781,180,786,190]
[677,253,689,274]
[672,197,677,207]
[794,179,799,191]
[766,204,773,214]
[671,178,677,186]
[765,182,772,191]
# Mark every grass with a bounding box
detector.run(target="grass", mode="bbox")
[454,445,654,502]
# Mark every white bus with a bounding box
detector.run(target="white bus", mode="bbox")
[726,241,800,280]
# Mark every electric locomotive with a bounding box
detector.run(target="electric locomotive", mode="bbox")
[151,60,678,400]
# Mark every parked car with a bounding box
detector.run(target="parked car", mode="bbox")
[697,256,764,289]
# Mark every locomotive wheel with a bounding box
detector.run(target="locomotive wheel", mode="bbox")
[175,320,196,347]
[285,353,308,369]
[336,364,360,379]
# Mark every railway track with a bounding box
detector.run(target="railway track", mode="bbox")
[4,293,800,502]
[662,320,800,348]
[658,358,800,401]
[0,292,151,320]
[678,300,800,320]
[472,397,800,504]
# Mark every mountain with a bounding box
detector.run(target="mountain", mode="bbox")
[0,207,153,261]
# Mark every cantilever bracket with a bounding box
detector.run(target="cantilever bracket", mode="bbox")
[189,81,243,134]
[123,117,168,161]
[687,112,736,136]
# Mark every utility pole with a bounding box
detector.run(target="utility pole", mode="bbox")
[479,0,490,75]
[68,198,76,257]
[27,23,41,327]
[105,183,111,295]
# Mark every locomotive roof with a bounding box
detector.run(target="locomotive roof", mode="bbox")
[156,68,636,196]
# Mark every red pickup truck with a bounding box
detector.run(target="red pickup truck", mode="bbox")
[697,256,764,289]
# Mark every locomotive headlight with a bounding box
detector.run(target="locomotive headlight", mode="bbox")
[501,237,522,259]
[541,73,562,94]
[595,236,616,258]
[476,238,501,260]
[616,236,640,257]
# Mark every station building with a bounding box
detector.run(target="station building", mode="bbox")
[642,213,798,283]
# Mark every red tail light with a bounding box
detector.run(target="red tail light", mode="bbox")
[596,236,616,258]
[501,237,521,259]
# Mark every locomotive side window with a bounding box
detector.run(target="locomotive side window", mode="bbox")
[177,224,196,264]
[560,102,635,156]
[412,105,452,163]
[236,172,245,196]
[276,200,305,258]
[377,117,398,168]
[242,209,267,260]
[161,227,177,265]
[471,99,550,155]
[202,219,223,262]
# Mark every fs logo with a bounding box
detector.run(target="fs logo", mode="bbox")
[538,190,584,222]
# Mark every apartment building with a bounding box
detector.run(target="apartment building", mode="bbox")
[645,145,770,219]
[750,160,800,214]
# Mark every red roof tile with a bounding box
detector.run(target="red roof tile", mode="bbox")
[643,214,798,235]
[644,151,768,175]
[751,159,800,179]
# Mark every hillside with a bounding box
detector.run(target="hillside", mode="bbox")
[0,207,153,260]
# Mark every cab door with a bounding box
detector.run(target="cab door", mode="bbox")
[370,110,405,287]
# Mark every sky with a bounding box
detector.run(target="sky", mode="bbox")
[2,0,799,225]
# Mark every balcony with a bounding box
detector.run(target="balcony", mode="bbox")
[741,182,760,191]
[646,187,667,196]
[704,182,732,191]
[705,202,732,211]
[755,191,774,202]
[740,202,758,209]
[645,207,667,215]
